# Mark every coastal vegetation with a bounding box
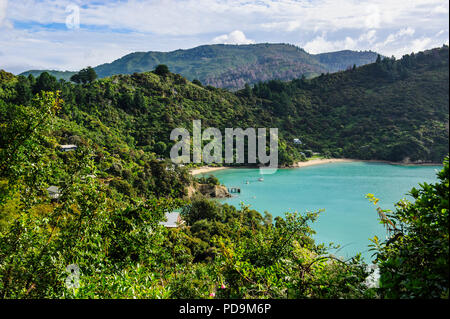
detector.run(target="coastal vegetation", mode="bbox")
[6,46,450,170]
[367,157,449,298]
[0,45,448,298]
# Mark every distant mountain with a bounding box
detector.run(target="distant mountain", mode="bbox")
[20,43,379,90]
[4,46,449,164]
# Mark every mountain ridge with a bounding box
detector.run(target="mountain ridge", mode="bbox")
[19,43,379,90]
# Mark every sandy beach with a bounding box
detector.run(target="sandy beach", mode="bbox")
[190,166,229,175]
[190,158,442,175]
[191,160,359,175]
[292,158,359,168]
[292,158,442,168]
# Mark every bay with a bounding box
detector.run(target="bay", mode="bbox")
[207,162,442,261]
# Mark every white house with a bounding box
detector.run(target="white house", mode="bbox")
[293,138,302,145]
[159,212,183,228]
[60,144,77,152]
[47,186,61,199]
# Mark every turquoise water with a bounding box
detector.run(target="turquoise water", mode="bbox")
[206,162,442,261]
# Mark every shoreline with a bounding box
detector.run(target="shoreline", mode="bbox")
[291,158,443,168]
[190,166,230,175]
[190,159,442,175]
[291,158,358,168]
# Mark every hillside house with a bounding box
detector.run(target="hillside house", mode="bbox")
[159,212,183,228]
[60,144,77,152]
[47,186,61,199]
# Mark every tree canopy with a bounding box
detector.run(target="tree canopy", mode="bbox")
[70,67,98,84]
[154,64,170,76]
[368,157,449,298]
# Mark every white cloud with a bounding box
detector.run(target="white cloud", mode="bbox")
[433,4,449,14]
[212,30,254,45]
[0,0,8,26]
[359,30,377,44]
[302,25,441,58]
[0,27,148,73]
[261,20,302,32]
[383,27,415,46]
[365,4,381,29]
[303,34,358,54]
[410,37,433,52]
[375,36,446,58]
[5,0,448,35]
[0,0,449,72]
[398,27,415,37]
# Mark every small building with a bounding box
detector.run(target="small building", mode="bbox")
[81,174,96,180]
[293,138,302,145]
[60,144,77,152]
[159,212,183,228]
[228,187,241,193]
[47,186,61,199]
[165,164,176,171]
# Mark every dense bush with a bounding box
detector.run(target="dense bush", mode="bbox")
[368,157,449,298]
[0,46,448,299]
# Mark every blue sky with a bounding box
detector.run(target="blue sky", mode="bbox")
[0,0,448,74]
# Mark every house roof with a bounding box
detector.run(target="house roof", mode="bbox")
[47,186,61,199]
[159,212,182,228]
[60,144,77,149]
[47,186,60,193]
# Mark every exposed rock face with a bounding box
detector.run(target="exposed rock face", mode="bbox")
[187,184,197,197]
[188,183,231,198]
[213,185,232,198]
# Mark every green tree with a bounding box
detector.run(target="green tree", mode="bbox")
[0,91,181,298]
[86,67,97,83]
[133,90,146,110]
[70,67,97,84]
[154,64,170,76]
[243,83,252,97]
[34,72,58,93]
[14,76,32,105]
[70,73,81,84]
[154,141,167,155]
[367,156,449,298]
[182,197,222,225]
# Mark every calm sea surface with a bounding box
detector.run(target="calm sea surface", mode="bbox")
[207,162,442,261]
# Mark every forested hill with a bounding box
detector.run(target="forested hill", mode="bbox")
[249,46,449,162]
[19,43,378,90]
[1,45,449,299]
[3,46,448,173]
